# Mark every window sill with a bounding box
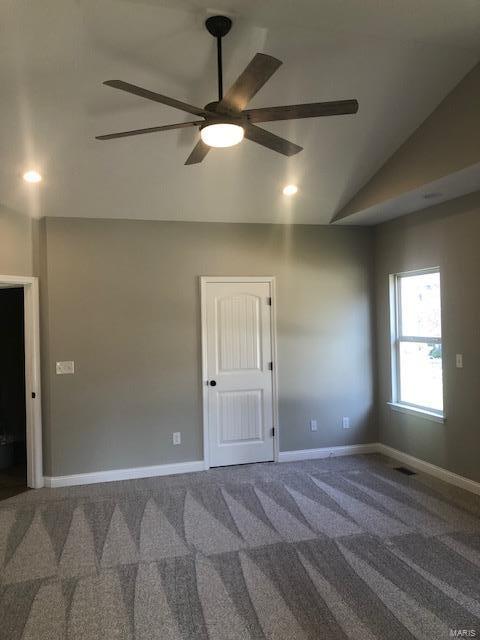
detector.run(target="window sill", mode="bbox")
[387,402,445,424]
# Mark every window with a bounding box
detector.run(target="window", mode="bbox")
[390,268,444,417]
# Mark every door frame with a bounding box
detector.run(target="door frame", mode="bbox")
[200,276,279,470]
[0,275,43,488]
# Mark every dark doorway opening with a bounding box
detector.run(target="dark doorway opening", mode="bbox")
[0,287,28,500]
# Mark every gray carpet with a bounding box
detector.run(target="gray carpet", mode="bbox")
[1,453,480,639]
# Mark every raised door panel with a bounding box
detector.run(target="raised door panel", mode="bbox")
[216,294,262,373]
[218,389,264,444]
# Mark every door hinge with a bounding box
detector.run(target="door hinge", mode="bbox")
[31,392,36,399]
[268,362,273,370]
[266,296,272,306]
[271,427,275,437]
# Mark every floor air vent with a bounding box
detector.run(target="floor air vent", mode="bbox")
[394,466,416,476]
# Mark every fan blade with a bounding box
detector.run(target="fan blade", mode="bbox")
[244,99,359,123]
[218,53,282,113]
[103,80,208,117]
[96,120,203,140]
[185,139,211,165]
[244,124,302,157]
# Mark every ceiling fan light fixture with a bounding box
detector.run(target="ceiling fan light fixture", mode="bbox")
[96,16,358,164]
[200,123,244,148]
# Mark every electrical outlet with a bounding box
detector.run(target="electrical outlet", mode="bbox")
[342,416,350,429]
[310,419,318,432]
[56,361,74,375]
[456,354,463,368]
[172,432,181,445]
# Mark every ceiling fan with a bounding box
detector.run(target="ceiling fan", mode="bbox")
[96,15,359,165]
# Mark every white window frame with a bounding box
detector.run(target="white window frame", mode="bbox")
[388,267,445,423]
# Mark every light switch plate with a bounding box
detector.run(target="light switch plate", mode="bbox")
[56,361,75,375]
[310,419,318,432]
[342,416,350,429]
[456,354,463,368]
[173,432,181,445]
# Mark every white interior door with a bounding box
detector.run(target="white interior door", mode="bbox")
[203,279,275,467]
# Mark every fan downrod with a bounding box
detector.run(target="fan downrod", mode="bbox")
[205,16,232,101]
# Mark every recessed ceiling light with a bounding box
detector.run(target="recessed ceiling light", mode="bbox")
[283,184,298,196]
[23,170,42,183]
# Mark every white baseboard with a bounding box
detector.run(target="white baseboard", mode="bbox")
[278,443,378,463]
[376,443,480,496]
[43,443,480,497]
[280,442,480,496]
[44,460,206,488]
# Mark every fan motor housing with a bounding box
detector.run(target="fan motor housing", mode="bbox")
[204,101,220,112]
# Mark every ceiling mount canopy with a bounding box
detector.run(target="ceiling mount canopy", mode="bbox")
[96,15,359,165]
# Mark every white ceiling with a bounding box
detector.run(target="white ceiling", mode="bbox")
[1,0,479,224]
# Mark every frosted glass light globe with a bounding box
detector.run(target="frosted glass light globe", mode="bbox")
[200,123,244,148]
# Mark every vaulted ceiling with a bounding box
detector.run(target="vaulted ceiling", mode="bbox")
[1,0,479,223]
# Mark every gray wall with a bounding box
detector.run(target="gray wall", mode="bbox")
[41,218,375,476]
[0,206,35,276]
[375,191,480,482]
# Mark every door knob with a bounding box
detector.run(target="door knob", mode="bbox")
[209,380,217,387]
